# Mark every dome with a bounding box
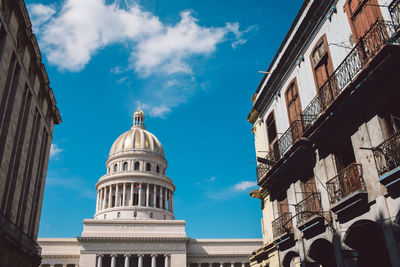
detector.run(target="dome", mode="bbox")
[109,127,164,156]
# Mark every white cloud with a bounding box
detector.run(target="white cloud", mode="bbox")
[27,1,249,73]
[28,0,255,116]
[233,181,257,192]
[28,4,56,33]
[50,144,62,157]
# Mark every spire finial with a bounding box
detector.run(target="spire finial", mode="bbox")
[138,100,141,112]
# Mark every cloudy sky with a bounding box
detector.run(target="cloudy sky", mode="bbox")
[27,0,303,238]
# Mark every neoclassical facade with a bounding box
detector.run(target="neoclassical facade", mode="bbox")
[39,109,262,267]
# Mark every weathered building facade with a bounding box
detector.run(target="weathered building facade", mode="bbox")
[0,0,61,266]
[248,0,400,266]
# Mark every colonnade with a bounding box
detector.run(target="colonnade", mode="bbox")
[96,254,170,267]
[96,183,173,212]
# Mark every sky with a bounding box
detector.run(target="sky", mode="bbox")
[25,0,304,239]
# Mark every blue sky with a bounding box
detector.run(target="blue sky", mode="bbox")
[25,0,303,238]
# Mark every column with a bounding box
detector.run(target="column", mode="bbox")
[241,263,246,267]
[146,183,150,207]
[130,183,134,205]
[97,255,103,267]
[153,185,157,207]
[138,255,144,267]
[102,188,106,209]
[115,183,119,206]
[171,192,174,212]
[159,187,163,209]
[151,255,157,267]
[164,188,167,210]
[101,187,106,210]
[108,185,112,208]
[122,183,126,206]
[231,263,234,267]
[111,255,117,267]
[138,182,142,206]
[220,263,223,267]
[124,254,131,267]
[96,190,99,211]
[164,254,170,267]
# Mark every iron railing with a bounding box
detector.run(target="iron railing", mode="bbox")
[256,162,271,182]
[279,120,304,156]
[256,151,278,182]
[372,131,400,176]
[302,19,399,131]
[390,0,400,30]
[272,212,293,239]
[295,192,325,226]
[326,163,365,205]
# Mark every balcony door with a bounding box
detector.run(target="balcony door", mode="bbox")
[266,112,280,161]
[311,36,336,110]
[345,0,383,42]
[301,176,321,212]
[285,79,303,142]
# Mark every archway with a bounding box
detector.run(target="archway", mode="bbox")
[344,219,391,267]
[282,251,301,267]
[308,238,337,267]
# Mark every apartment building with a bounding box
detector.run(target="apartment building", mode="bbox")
[0,0,61,266]
[248,0,400,266]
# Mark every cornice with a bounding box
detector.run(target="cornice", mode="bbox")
[77,236,188,243]
[42,255,80,259]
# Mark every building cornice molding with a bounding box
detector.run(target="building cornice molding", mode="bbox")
[188,254,250,259]
[77,236,188,243]
[81,250,186,255]
[41,255,80,259]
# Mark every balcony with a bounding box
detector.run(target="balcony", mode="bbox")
[301,19,400,135]
[373,131,400,192]
[256,120,314,196]
[272,212,294,248]
[390,0,400,34]
[326,164,367,215]
[295,192,331,236]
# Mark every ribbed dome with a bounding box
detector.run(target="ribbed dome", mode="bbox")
[109,127,164,156]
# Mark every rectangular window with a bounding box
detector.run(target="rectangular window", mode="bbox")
[334,138,356,173]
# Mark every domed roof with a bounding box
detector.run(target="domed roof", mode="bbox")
[109,107,164,157]
[109,127,164,156]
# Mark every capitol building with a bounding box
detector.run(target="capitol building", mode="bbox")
[38,108,262,267]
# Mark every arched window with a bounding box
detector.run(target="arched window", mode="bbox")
[134,211,137,217]
[156,165,160,173]
[104,214,107,219]
[113,164,118,172]
[117,212,121,218]
[134,161,140,170]
[123,162,128,171]
[163,215,166,220]
[163,168,166,175]
[150,212,153,218]
[146,163,151,172]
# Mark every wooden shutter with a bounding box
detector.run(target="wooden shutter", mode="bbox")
[345,0,383,41]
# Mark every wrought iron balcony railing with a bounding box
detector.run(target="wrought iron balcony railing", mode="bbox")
[256,162,270,182]
[279,120,304,156]
[272,212,293,239]
[372,131,400,176]
[390,0,400,30]
[326,163,365,205]
[302,19,399,131]
[295,192,325,226]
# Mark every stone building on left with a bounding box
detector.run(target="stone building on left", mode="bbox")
[0,1,61,267]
